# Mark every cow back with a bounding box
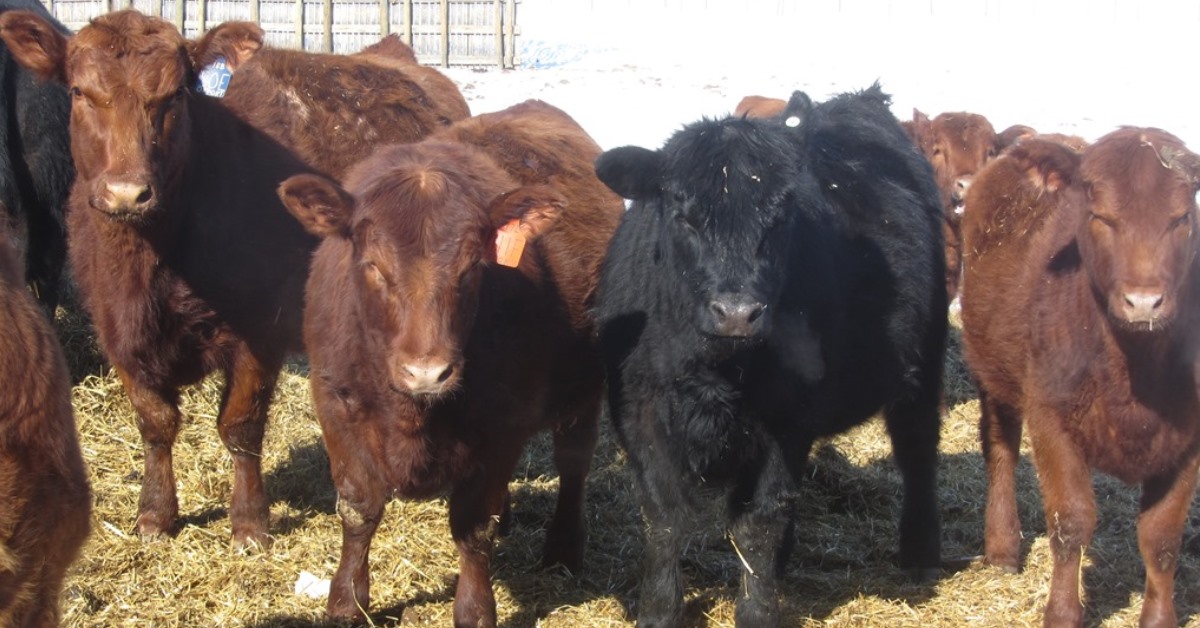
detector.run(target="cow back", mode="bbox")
[435,99,624,331]
[221,47,468,179]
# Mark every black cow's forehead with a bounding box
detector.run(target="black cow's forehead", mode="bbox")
[658,117,800,227]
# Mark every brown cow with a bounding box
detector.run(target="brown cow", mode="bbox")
[277,99,623,626]
[997,124,1090,154]
[0,222,90,626]
[733,94,787,120]
[191,24,469,179]
[961,130,1200,628]
[905,108,1000,305]
[0,9,327,548]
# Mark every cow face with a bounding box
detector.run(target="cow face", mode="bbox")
[597,118,803,340]
[0,11,262,223]
[1076,128,1200,332]
[913,111,999,215]
[279,143,562,398]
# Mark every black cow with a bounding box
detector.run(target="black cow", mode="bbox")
[593,85,947,627]
[0,0,70,313]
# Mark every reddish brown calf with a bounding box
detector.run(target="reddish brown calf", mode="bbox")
[278,99,623,627]
[961,130,1200,628]
[0,9,326,548]
[905,108,1000,303]
[191,23,469,179]
[733,94,788,120]
[0,224,90,626]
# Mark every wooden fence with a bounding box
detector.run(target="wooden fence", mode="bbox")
[42,0,520,67]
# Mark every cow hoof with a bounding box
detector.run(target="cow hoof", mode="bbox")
[984,554,1021,575]
[135,513,175,540]
[905,566,941,583]
[231,529,273,552]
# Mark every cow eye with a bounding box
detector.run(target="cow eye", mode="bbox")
[69,86,82,98]
[1090,212,1116,229]
[1169,212,1191,230]
[673,211,699,235]
[364,261,388,287]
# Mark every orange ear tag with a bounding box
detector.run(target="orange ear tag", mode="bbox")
[494,219,526,268]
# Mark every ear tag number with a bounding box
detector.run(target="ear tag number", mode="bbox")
[196,57,232,98]
[495,219,526,268]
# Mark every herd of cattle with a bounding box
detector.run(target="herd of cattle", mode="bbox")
[0,1,1196,627]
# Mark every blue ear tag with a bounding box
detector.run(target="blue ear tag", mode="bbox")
[196,56,232,98]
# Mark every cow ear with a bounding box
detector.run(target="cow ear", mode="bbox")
[781,90,812,128]
[595,146,662,201]
[277,174,355,238]
[1015,139,1081,194]
[488,184,565,240]
[190,21,263,71]
[0,10,69,83]
[486,185,565,268]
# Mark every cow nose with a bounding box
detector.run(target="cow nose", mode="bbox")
[103,180,155,213]
[951,177,972,213]
[399,361,455,394]
[708,294,766,337]
[1122,290,1164,323]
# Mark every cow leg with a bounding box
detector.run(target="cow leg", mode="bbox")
[115,366,182,539]
[1136,452,1200,628]
[622,398,691,628]
[542,390,600,572]
[981,391,1024,572]
[327,487,386,621]
[449,451,522,628]
[884,380,943,578]
[1027,412,1094,628]
[217,347,280,549]
[726,445,796,628]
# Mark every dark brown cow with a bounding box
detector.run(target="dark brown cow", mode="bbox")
[905,108,1000,304]
[733,94,787,120]
[961,130,1200,628]
[0,9,327,548]
[277,99,623,626]
[997,124,1090,154]
[191,23,469,179]
[0,222,90,626]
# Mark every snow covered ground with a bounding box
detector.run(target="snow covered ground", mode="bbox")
[441,8,1199,155]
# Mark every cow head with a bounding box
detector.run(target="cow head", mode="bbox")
[0,11,262,223]
[908,110,999,216]
[1076,128,1200,332]
[278,141,562,398]
[597,117,805,340]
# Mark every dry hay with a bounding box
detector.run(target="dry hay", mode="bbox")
[50,296,1200,627]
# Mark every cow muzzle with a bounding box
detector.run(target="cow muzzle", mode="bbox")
[92,177,157,217]
[392,357,459,397]
[704,293,768,338]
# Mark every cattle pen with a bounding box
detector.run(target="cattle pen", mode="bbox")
[42,0,519,66]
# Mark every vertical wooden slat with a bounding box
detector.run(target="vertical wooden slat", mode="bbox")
[322,0,332,52]
[174,0,184,33]
[403,0,412,46]
[251,0,260,25]
[295,0,304,49]
[198,0,207,33]
[504,0,516,68]
[493,0,502,68]
[440,0,449,67]
[150,0,161,17]
[379,0,390,38]
[105,0,113,13]
[45,0,53,17]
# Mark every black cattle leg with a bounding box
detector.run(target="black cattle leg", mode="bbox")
[727,445,796,628]
[884,378,943,579]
